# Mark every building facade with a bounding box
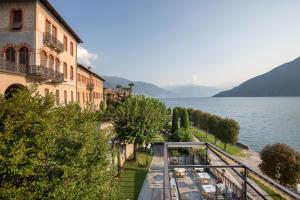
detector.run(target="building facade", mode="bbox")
[0,0,81,105]
[0,0,104,109]
[77,64,104,110]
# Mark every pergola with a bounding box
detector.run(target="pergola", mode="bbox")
[163,142,300,200]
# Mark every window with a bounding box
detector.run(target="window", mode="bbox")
[40,51,47,67]
[71,91,74,103]
[56,90,60,105]
[49,55,54,70]
[64,90,67,105]
[11,10,22,31]
[45,88,49,96]
[77,92,80,102]
[83,92,85,102]
[45,20,51,33]
[77,73,80,82]
[63,62,68,79]
[55,58,60,72]
[70,41,74,56]
[63,36,68,51]
[5,47,16,63]
[19,47,29,66]
[52,25,57,38]
[70,66,74,80]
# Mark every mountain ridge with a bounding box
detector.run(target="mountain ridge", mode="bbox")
[214,57,300,97]
[103,75,221,98]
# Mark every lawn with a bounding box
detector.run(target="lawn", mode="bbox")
[248,174,286,200]
[193,129,242,156]
[118,151,153,200]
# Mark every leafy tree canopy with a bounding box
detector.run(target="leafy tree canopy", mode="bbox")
[114,95,168,159]
[260,143,300,186]
[0,86,118,199]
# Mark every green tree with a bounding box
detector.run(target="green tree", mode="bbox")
[260,143,300,186]
[128,83,134,95]
[207,115,221,144]
[199,112,210,138]
[0,86,118,199]
[172,108,179,133]
[218,118,240,150]
[180,109,190,130]
[114,95,168,160]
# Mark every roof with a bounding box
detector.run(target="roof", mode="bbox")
[77,64,105,81]
[39,0,83,43]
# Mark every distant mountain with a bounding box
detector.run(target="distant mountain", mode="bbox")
[103,76,174,98]
[167,84,223,97]
[214,57,300,97]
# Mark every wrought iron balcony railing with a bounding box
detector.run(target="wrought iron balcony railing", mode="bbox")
[0,56,64,83]
[27,65,64,82]
[43,32,64,53]
[86,82,95,90]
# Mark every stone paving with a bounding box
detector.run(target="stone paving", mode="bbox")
[138,144,164,200]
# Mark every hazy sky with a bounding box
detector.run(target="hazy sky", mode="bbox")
[50,0,300,88]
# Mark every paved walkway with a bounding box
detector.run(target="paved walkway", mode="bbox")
[138,144,164,200]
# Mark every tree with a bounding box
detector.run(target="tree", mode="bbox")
[114,95,168,160]
[218,118,239,150]
[172,108,179,133]
[180,109,190,130]
[0,86,118,199]
[207,115,221,144]
[199,112,209,138]
[128,83,134,95]
[260,143,300,186]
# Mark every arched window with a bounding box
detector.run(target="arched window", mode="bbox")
[55,58,60,72]
[5,47,16,63]
[19,47,29,66]
[40,51,47,67]
[63,62,68,79]
[49,55,54,70]
[70,66,73,80]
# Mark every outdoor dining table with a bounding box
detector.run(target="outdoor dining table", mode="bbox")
[174,168,186,177]
[174,168,186,173]
[197,172,211,179]
[201,184,216,193]
[196,172,211,184]
[193,168,204,172]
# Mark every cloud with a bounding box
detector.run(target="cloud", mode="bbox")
[77,45,98,67]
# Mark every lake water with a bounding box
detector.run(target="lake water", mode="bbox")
[161,97,300,152]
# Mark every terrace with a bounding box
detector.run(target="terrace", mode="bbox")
[163,142,300,200]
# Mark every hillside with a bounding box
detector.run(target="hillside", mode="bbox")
[167,84,222,97]
[103,76,174,98]
[214,57,300,97]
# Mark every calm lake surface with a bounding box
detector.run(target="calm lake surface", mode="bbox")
[161,97,300,152]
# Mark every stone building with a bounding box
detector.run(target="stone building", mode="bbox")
[0,0,81,105]
[0,0,104,109]
[77,64,105,110]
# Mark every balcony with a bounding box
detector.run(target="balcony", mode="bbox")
[0,57,64,83]
[27,65,64,83]
[0,59,27,75]
[43,32,64,53]
[87,82,95,90]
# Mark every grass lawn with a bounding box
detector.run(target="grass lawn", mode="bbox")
[248,174,286,200]
[118,152,153,200]
[194,129,242,156]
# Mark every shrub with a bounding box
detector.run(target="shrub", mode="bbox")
[260,143,300,186]
[0,86,118,199]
